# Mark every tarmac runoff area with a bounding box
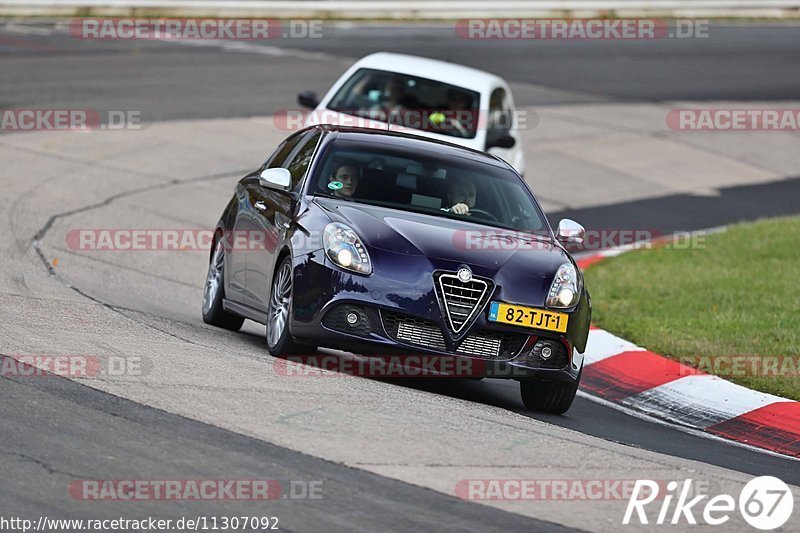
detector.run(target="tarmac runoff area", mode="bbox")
[1,102,800,530]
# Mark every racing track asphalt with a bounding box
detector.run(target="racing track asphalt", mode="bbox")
[0,355,573,531]
[2,20,800,529]
[2,22,800,121]
[549,175,800,236]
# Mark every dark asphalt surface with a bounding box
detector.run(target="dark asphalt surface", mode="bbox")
[2,20,800,528]
[0,356,575,531]
[1,22,799,123]
[548,175,800,250]
[257,23,800,102]
[403,377,800,485]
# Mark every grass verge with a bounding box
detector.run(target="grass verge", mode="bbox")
[584,216,800,401]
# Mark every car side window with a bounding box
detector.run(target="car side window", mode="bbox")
[495,179,543,231]
[284,131,322,191]
[264,131,306,170]
[488,88,512,133]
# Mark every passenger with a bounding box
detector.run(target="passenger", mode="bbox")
[328,160,360,199]
[444,175,477,215]
[373,76,417,127]
[383,76,409,112]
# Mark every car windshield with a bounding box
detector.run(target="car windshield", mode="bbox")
[311,139,549,235]
[326,68,481,140]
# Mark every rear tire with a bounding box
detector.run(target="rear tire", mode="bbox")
[519,372,580,414]
[202,237,245,331]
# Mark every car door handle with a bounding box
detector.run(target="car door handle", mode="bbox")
[255,201,267,211]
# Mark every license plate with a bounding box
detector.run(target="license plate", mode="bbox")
[488,301,569,333]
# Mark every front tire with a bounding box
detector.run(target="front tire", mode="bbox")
[202,238,244,331]
[265,256,312,356]
[519,373,580,414]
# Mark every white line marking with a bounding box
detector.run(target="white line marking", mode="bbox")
[156,37,346,64]
[622,374,787,429]
[577,390,800,462]
[583,328,645,365]
[3,23,54,35]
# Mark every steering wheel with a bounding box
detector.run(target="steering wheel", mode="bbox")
[468,208,498,222]
[446,117,471,138]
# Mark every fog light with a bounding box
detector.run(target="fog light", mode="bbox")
[527,339,568,369]
[322,304,372,337]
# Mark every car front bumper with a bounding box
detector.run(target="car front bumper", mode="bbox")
[288,251,587,382]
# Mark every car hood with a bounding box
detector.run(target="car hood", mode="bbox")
[313,197,569,277]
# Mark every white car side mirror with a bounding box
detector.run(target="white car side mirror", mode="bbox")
[556,219,585,244]
[259,168,291,191]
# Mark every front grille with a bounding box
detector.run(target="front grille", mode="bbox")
[434,271,492,334]
[381,311,446,351]
[382,310,527,358]
[457,331,529,359]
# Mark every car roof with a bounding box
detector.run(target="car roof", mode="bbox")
[351,52,505,94]
[313,124,512,170]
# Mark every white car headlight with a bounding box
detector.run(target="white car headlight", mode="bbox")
[323,223,372,275]
[546,262,581,309]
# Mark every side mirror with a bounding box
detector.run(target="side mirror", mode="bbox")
[297,90,320,109]
[485,130,516,149]
[556,219,585,244]
[259,168,291,191]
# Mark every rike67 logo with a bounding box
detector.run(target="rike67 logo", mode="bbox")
[624,476,794,529]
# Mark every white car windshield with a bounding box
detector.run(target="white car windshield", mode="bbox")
[327,68,481,140]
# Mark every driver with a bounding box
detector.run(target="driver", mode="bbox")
[328,160,360,199]
[444,175,477,215]
[446,89,474,137]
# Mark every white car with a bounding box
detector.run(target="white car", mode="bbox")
[297,52,526,175]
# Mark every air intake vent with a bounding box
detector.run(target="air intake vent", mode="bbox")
[456,331,528,359]
[434,271,492,334]
[381,311,446,351]
[381,310,528,359]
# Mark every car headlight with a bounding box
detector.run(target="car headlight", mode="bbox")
[323,223,372,275]
[546,262,581,308]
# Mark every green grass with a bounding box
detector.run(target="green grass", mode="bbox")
[584,216,800,400]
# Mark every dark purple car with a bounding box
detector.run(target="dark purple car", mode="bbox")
[203,125,590,413]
